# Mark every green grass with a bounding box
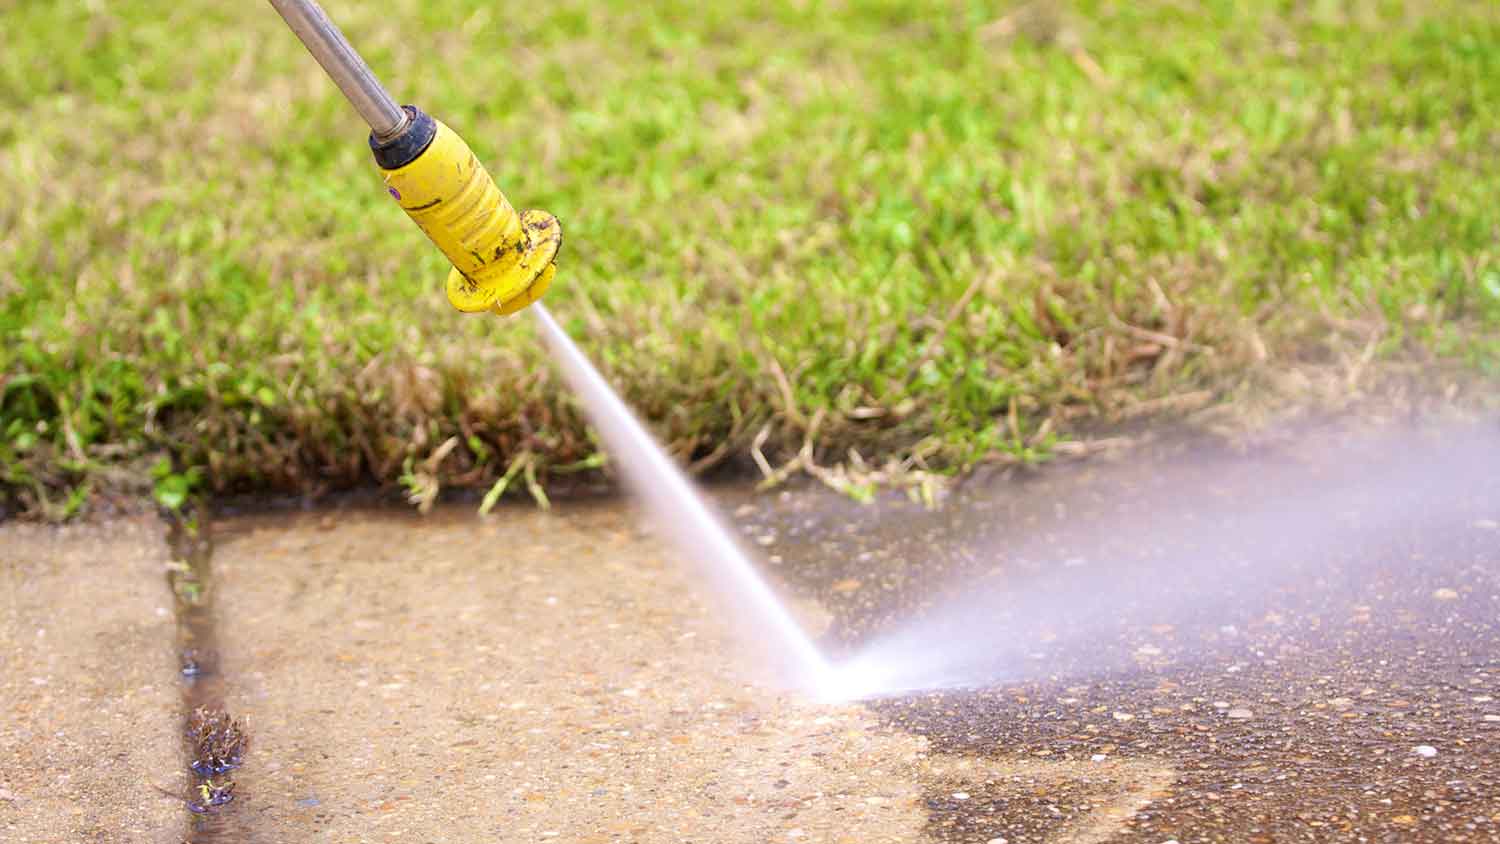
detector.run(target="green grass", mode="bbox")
[3,0,1499,516]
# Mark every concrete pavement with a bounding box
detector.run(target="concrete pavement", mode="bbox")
[1,519,183,844]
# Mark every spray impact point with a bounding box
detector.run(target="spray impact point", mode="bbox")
[371,106,561,316]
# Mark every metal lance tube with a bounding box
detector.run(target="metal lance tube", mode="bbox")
[266,0,409,140]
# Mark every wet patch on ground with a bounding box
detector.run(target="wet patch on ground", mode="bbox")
[919,758,1174,844]
[740,423,1500,842]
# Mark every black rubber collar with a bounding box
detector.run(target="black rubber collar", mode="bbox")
[369,105,437,170]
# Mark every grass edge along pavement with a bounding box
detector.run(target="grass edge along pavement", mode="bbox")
[3,0,1499,519]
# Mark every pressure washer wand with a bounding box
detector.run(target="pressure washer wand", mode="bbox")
[267,1,838,691]
[267,0,560,316]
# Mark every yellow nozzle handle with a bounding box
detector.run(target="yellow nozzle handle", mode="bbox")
[377,116,560,316]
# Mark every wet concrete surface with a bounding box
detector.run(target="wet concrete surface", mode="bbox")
[740,424,1500,842]
[0,518,183,843]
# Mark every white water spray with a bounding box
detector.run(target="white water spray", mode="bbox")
[535,305,1498,706]
[822,426,1500,702]
[531,305,833,693]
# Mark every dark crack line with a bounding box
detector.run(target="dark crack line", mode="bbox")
[164,508,248,841]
